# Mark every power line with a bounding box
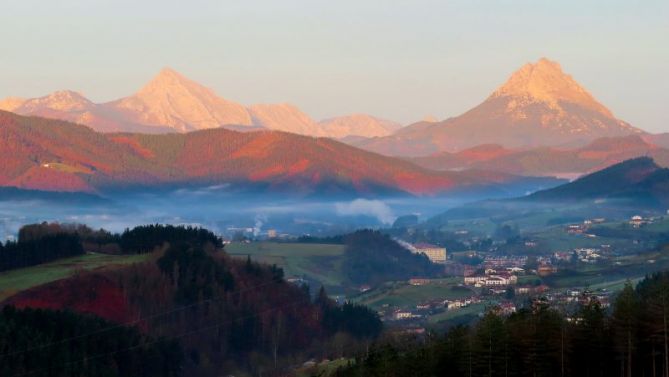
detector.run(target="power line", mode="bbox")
[9,295,309,377]
[0,267,293,358]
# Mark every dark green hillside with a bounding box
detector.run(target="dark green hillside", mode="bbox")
[0,307,182,377]
[342,230,442,285]
[526,157,662,202]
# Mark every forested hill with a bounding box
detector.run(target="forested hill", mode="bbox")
[0,307,182,377]
[0,224,383,376]
[0,110,531,196]
[342,230,443,285]
[526,157,669,205]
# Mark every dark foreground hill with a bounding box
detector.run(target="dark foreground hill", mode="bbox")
[0,224,383,376]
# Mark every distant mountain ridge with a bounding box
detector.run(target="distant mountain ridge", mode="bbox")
[354,58,643,156]
[0,110,555,196]
[0,68,400,139]
[410,135,669,177]
[2,59,654,154]
[525,157,669,207]
[425,157,669,228]
[318,114,401,138]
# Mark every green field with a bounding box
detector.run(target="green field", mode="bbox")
[427,302,487,325]
[543,249,669,289]
[226,242,348,291]
[295,358,352,377]
[353,278,473,310]
[0,253,150,301]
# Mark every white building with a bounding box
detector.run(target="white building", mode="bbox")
[412,243,447,264]
[394,311,413,320]
[464,274,517,287]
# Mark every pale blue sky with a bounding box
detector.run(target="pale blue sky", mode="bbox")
[1,0,667,131]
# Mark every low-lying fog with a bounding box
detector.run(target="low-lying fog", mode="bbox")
[0,180,557,240]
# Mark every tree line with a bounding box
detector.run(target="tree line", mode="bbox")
[0,231,83,271]
[0,222,223,272]
[337,272,669,377]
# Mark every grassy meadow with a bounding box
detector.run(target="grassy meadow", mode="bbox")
[0,252,150,301]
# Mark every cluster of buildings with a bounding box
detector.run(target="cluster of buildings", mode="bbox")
[462,255,530,287]
[393,310,421,320]
[445,296,480,310]
[389,295,484,321]
[553,246,610,264]
[483,255,527,269]
[464,273,518,287]
[573,248,604,263]
[539,289,612,312]
[564,218,606,236]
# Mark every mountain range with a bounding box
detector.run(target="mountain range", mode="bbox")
[1,57,663,194]
[410,135,669,177]
[0,110,559,196]
[353,58,643,156]
[0,68,400,139]
[1,58,647,156]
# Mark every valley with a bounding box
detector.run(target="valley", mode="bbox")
[0,41,666,377]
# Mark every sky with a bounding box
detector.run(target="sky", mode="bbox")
[1,0,667,132]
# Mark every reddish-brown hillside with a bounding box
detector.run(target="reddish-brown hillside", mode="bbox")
[0,110,523,195]
[3,274,138,324]
[411,135,669,177]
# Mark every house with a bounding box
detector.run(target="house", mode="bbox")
[498,302,517,315]
[409,278,430,286]
[464,276,487,285]
[358,285,372,292]
[483,256,527,269]
[465,274,517,287]
[393,311,413,320]
[506,266,525,274]
[484,274,518,286]
[630,215,645,228]
[447,300,464,310]
[537,264,557,276]
[412,243,447,264]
